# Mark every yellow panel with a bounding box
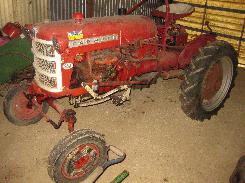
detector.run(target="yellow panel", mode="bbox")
[183,16,243,31]
[179,0,245,8]
[176,0,245,66]
[190,11,244,25]
[240,48,245,57]
[206,14,244,25]
[177,20,243,37]
[239,58,245,66]
[208,0,245,11]
[195,8,245,19]
[176,0,206,5]
[222,0,245,3]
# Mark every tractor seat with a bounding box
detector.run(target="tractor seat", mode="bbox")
[152,3,194,20]
[156,3,194,15]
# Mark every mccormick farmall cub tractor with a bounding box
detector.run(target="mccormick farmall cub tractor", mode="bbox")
[3,0,238,182]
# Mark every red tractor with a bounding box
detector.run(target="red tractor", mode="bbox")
[3,1,238,182]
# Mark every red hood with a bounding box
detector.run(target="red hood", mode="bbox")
[34,15,157,52]
[35,19,82,41]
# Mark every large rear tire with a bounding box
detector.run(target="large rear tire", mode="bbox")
[48,129,107,183]
[180,40,238,121]
[3,85,48,126]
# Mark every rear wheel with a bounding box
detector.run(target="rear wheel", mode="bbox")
[48,129,107,183]
[180,41,238,121]
[3,85,48,126]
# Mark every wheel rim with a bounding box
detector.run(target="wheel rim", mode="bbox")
[201,56,233,111]
[61,143,100,180]
[11,90,42,121]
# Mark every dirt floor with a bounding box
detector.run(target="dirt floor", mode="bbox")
[0,68,245,183]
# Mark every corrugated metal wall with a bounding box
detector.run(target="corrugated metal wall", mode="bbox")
[49,0,161,20]
[92,0,161,17]
[49,0,87,21]
[0,0,14,27]
[0,0,49,27]
[174,0,245,67]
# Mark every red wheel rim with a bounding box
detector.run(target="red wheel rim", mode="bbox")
[200,56,233,111]
[61,143,100,179]
[201,62,223,101]
[11,90,42,121]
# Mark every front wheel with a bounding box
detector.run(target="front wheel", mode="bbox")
[3,85,48,126]
[180,41,238,121]
[48,129,107,183]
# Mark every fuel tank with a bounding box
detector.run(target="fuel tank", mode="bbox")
[34,15,157,53]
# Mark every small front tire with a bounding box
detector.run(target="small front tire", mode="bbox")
[3,85,48,126]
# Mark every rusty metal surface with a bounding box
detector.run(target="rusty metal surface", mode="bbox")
[201,62,223,101]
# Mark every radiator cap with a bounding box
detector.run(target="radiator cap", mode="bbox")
[73,12,84,23]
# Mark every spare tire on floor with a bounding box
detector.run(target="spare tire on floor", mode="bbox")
[48,129,107,183]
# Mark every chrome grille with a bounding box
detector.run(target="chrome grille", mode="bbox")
[34,56,56,74]
[33,41,55,57]
[36,71,57,88]
[32,38,62,92]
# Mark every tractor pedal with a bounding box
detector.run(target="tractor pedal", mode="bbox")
[134,72,159,83]
[111,86,131,106]
[111,96,124,106]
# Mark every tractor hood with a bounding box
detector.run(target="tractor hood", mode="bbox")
[33,15,157,53]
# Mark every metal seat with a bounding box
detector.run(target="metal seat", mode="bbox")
[156,3,194,15]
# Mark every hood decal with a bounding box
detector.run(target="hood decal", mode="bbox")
[68,34,119,48]
[68,30,84,41]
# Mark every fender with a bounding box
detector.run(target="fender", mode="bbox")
[178,33,216,68]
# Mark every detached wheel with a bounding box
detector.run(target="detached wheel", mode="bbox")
[48,129,107,183]
[180,41,238,121]
[3,85,48,126]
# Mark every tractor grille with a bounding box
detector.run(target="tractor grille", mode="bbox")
[34,56,56,74]
[33,41,55,57]
[36,71,57,88]
[32,38,62,92]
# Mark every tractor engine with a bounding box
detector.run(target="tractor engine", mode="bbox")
[31,14,158,95]
[70,43,158,89]
[70,48,122,89]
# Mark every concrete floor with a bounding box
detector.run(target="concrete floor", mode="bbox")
[0,68,245,183]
